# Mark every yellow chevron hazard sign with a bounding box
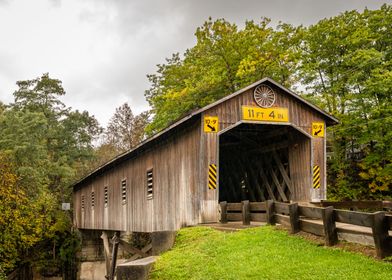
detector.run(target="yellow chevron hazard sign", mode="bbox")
[208,164,217,190]
[313,165,321,189]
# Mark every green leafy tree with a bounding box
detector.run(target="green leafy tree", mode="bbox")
[0,73,101,274]
[300,5,392,199]
[12,73,68,124]
[0,109,49,195]
[54,110,102,192]
[4,73,102,199]
[145,18,302,134]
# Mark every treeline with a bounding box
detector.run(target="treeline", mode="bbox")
[0,3,391,276]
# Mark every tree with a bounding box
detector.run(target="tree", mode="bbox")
[0,153,56,273]
[145,18,302,134]
[300,5,392,199]
[0,73,102,274]
[13,73,67,117]
[105,103,150,152]
[0,109,50,196]
[56,110,102,185]
[0,153,25,272]
[4,73,102,198]
[88,143,120,171]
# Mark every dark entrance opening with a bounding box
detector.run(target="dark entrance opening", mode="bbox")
[219,123,307,203]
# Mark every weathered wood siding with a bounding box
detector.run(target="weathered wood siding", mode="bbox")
[288,132,312,201]
[74,120,201,231]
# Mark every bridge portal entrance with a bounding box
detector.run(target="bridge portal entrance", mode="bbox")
[218,123,311,203]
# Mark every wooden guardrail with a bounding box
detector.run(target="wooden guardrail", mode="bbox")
[219,201,273,225]
[315,200,392,211]
[219,200,392,259]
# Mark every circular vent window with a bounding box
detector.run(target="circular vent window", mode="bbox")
[253,85,276,108]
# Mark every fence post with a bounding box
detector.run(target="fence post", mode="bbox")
[288,203,300,234]
[372,211,391,259]
[321,206,338,246]
[266,200,275,225]
[242,200,251,225]
[220,201,227,223]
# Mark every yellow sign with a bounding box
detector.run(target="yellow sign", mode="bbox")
[313,165,321,189]
[242,106,289,122]
[208,164,217,190]
[204,116,219,133]
[312,122,324,137]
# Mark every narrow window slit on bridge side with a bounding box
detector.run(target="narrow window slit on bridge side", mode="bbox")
[147,169,153,200]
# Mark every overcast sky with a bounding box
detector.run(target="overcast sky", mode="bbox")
[0,0,390,126]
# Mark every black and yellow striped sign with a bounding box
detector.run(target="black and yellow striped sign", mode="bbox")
[313,165,321,189]
[208,164,217,190]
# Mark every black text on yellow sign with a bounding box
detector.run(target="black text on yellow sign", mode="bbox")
[313,165,321,189]
[312,122,325,137]
[242,106,289,122]
[208,164,217,190]
[204,116,219,133]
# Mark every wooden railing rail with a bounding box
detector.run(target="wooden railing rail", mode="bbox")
[220,201,268,224]
[316,200,392,211]
[219,200,392,259]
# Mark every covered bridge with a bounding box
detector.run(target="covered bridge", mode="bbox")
[73,77,338,233]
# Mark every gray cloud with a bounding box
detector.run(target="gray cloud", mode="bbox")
[49,0,61,7]
[0,0,390,126]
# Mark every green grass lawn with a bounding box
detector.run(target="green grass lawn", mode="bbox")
[150,226,392,280]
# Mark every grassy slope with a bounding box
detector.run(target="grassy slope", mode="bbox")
[150,226,392,280]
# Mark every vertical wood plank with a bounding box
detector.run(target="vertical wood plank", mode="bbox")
[266,200,275,225]
[242,200,251,225]
[372,211,392,259]
[288,203,300,233]
[220,201,227,223]
[321,206,338,246]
